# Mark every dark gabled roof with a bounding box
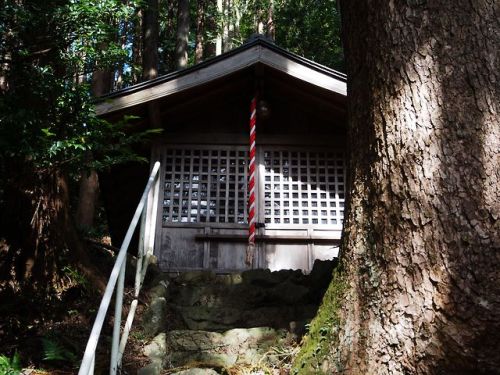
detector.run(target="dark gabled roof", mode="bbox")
[96,35,346,115]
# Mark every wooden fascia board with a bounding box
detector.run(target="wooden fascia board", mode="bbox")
[259,48,347,97]
[95,45,347,116]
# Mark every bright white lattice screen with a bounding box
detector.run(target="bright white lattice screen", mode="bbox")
[263,150,346,226]
[163,147,248,224]
[162,147,346,227]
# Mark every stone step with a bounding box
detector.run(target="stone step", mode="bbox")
[174,304,317,332]
[142,327,291,373]
[138,260,337,374]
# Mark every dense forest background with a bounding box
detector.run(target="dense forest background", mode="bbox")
[61,0,344,94]
[113,0,344,91]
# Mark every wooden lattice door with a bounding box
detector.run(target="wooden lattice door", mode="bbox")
[256,148,346,270]
[156,144,345,272]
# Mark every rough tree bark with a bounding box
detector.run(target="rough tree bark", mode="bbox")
[142,0,161,128]
[195,0,206,63]
[175,0,190,69]
[315,1,499,374]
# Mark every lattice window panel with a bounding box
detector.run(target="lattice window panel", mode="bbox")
[163,147,248,224]
[263,150,346,226]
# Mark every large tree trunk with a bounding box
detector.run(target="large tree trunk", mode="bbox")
[175,0,190,69]
[294,1,499,374]
[318,1,499,374]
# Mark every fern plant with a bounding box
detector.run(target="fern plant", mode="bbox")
[0,352,21,375]
[41,338,77,363]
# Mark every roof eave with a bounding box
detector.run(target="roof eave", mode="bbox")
[96,39,347,116]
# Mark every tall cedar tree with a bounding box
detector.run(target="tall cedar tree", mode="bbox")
[195,0,206,63]
[294,1,500,373]
[175,0,190,69]
[75,57,113,230]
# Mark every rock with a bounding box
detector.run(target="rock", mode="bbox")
[176,270,216,284]
[167,330,237,368]
[270,280,309,305]
[143,333,167,361]
[149,280,170,299]
[309,259,337,290]
[241,269,280,286]
[137,361,163,375]
[176,306,241,331]
[143,297,167,337]
[289,320,308,339]
[215,273,243,285]
[273,269,305,284]
[143,256,167,286]
[171,369,220,375]
[166,327,285,369]
[175,285,224,307]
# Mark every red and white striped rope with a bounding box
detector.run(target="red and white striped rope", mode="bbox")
[246,96,257,265]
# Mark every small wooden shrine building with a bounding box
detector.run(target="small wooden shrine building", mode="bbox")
[97,36,347,273]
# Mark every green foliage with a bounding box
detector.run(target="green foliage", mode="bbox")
[291,267,346,374]
[205,0,344,71]
[274,0,344,70]
[41,337,77,364]
[0,352,21,375]
[153,0,344,75]
[0,0,148,175]
[62,265,89,289]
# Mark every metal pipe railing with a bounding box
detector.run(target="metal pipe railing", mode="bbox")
[78,161,161,375]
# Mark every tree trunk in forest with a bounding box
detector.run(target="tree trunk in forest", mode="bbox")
[215,0,222,55]
[143,0,159,80]
[318,1,499,373]
[195,0,205,63]
[142,0,161,128]
[115,20,128,90]
[75,67,112,230]
[132,8,143,83]
[76,167,100,230]
[175,0,190,69]
[222,0,231,52]
[0,51,10,92]
[265,0,274,41]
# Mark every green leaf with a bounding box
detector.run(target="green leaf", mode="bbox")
[41,128,56,137]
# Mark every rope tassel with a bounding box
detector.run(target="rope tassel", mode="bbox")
[246,96,257,266]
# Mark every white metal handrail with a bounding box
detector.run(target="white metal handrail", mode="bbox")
[78,161,161,375]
